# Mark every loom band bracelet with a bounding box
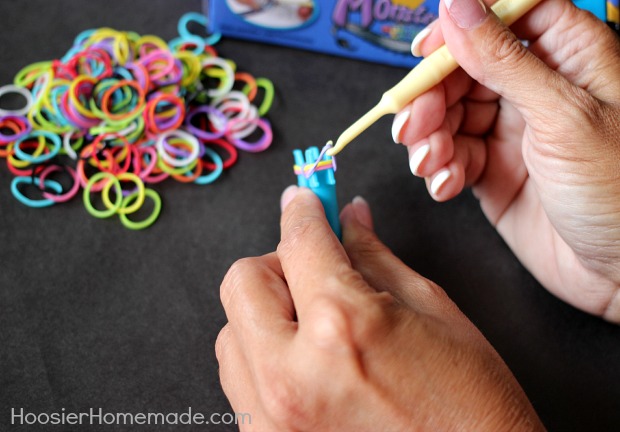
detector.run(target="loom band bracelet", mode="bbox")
[226,118,273,153]
[0,84,34,117]
[255,77,275,117]
[193,146,223,185]
[14,131,61,164]
[83,171,122,218]
[201,57,235,97]
[39,165,80,203]
[293,160,335,176]
[118,188,161,230]
[11,176,63,208]
[102,172,145,214]
[200,138,238,170]
[156,129,200,168]
[100,80,145,124]
[185,106,227,141]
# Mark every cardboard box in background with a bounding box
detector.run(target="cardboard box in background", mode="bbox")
[205,0,615,69]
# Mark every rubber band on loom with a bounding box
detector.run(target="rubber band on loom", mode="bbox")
[293,141,337,179]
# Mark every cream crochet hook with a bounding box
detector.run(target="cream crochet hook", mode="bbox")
[327,0,544,156]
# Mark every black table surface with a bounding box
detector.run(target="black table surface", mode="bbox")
[1,1,619,431]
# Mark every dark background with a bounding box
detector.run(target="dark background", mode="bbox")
[0,1,619,431]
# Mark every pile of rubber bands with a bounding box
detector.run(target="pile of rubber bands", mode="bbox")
[0,12,275,230]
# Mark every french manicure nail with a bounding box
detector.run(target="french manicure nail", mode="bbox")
[392,110,410,144]
[411,27,432,57]
[280,185,299,211]
[352,196,373,229]
[431,169,451,195]
[409,144,430,176]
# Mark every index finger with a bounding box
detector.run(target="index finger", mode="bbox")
[277,188,368,319]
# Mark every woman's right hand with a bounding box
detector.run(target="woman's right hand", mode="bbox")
[392,0,620,322]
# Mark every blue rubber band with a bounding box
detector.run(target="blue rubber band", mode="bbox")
[14,130,61,163]
[177,12,221,46]
[11,176,62,208]
[193,147,223,185]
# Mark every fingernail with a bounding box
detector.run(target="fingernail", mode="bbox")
[445,0,487,29]
[352,196,373,229]
[430,169,451,195]
[280,185,299,211]
[392,110,410,144]
[409,144,430,176]
[411,26,432,57]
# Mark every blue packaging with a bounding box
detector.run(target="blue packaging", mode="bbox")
[205,0,611,69]
[205,0,439,68]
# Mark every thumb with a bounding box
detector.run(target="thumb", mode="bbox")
[340,197,456,317]
[439,0,578,125]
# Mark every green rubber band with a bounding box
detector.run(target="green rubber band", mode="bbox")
[156,155,197,175]
[103,172,145,215]
[255,77,274,116]
[83,172,122,219]
[119,188,162,230]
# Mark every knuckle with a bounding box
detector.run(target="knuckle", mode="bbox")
[278,214,329,258]
[347,229,391,261]
[214,325,231,362]
[220,257,258,308]
[260,372,315,429]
